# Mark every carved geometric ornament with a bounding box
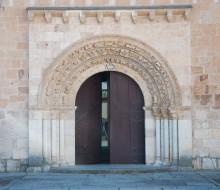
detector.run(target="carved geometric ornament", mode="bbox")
[39,35,181,111]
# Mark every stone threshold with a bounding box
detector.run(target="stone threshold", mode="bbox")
[49,164,179,174]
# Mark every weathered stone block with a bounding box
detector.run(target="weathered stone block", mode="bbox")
[7,160,20,172]
[28,156,43,167]
[0,160,6,172]
[202,158,217,170]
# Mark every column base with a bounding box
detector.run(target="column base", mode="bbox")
[154,159,162,166]
[171,159,178,166]
[59,160,67,166]
[163,161,171,166]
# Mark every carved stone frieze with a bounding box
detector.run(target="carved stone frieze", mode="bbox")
[39,35,181,112]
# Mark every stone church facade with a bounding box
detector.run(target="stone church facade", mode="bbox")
[0,0,219,172]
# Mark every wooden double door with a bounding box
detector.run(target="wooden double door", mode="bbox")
[75,72,145,164]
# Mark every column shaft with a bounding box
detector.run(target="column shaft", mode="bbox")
[172,119,178,164]
[163,119,170,165]
[42,119,49,163]
[59,119,65,164]
[51,119,57,163]
[154,119,162,165]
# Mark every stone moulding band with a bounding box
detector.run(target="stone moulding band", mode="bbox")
[26,5,193,11]
[27,5,192,23]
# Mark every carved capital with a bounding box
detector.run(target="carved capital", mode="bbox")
[50,111,59,119]
[59,112,66,120]
[44,11,51,23]
[152,107,161,119]
[161,108,169,119]
[143,106,151,111]
[169,109,178,120]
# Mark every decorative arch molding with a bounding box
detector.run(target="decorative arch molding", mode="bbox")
[38,35,182,114]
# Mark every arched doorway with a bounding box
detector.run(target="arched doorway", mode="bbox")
[75,72,145,164]
[29,35,182,168]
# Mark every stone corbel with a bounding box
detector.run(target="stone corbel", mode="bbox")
[114,11,120,23]
[167,10,174,23]
[79,11,86,24]
[184,9,190,21]
[28,11,34,22]
[62,11,69,24]
[44,11,52,23]
[131,11,138,24]
[149,10,156,21]
[97,11,104,24]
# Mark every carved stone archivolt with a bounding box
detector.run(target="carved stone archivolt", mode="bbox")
[38,35,181,113]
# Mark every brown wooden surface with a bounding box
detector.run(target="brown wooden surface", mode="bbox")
[109,72,145,164]
[75,74,102,164]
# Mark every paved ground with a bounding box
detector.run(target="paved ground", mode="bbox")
[0,171,220,190]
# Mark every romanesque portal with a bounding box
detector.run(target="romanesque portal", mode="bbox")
[29,35,181,168]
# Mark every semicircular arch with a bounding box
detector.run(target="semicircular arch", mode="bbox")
[38,34,182,112]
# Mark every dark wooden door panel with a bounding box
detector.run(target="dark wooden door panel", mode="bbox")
[109,72,145,164]
[75,74,102,164]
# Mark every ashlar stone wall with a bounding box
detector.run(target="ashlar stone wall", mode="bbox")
[0,0,219,171]
[191,1,220,170]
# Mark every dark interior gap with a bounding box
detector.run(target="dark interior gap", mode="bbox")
[101,72,110,163]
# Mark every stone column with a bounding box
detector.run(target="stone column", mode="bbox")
[59,114,65,165]
[42,119,49,163]
[152,107,162,166]
[51,119,57,164]
[64,106,77,165]
[161,108,170,165]
[170,111,178,165]
[72,106,77,165]
[143,106,155,165]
